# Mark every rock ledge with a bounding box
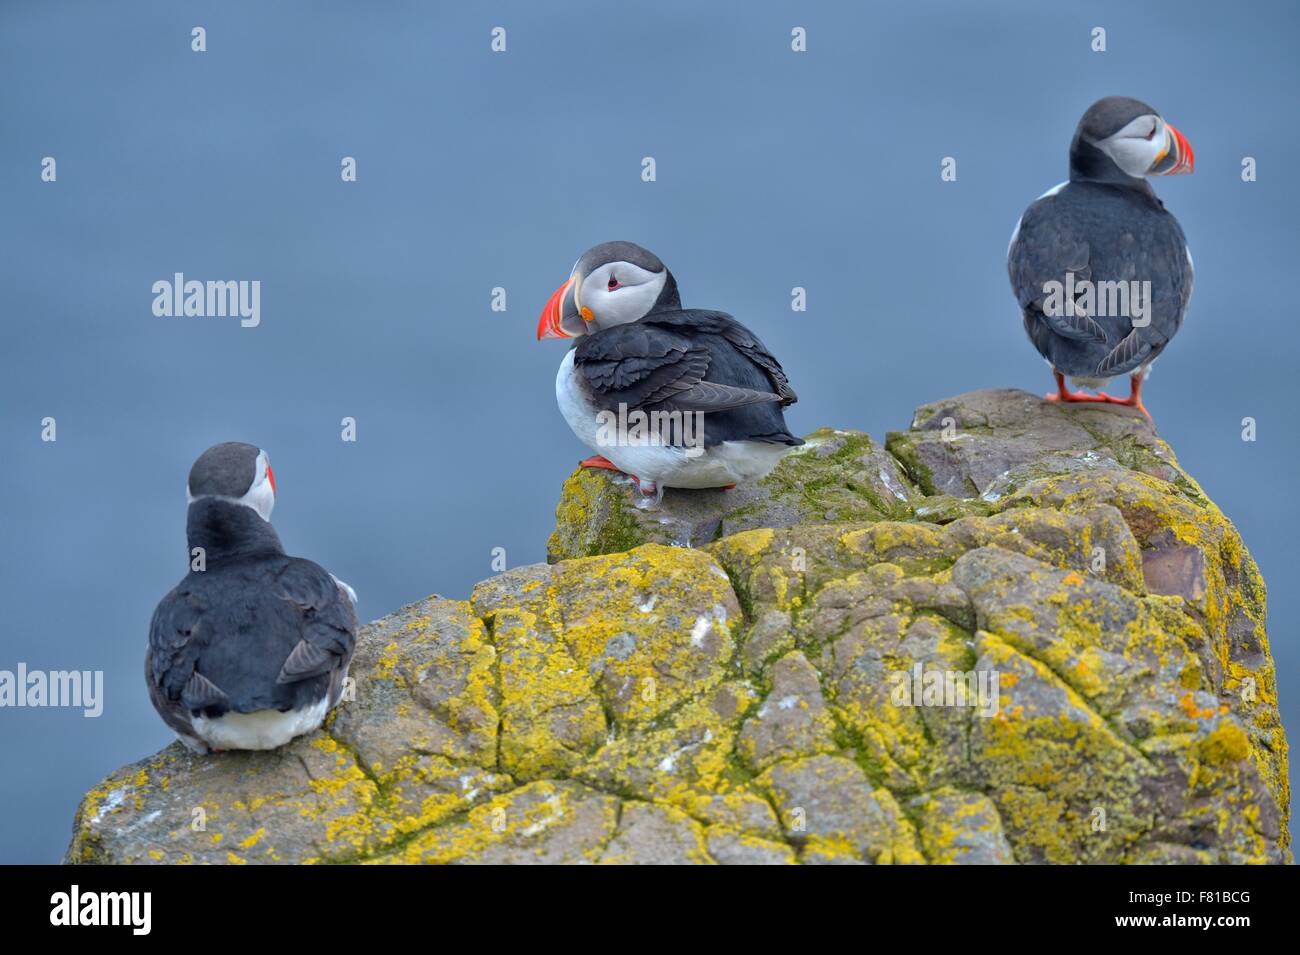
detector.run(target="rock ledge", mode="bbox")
[67,390,1289,864]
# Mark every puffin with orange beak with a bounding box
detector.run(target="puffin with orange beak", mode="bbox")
[538,241,801,501]
[1008,96,1196,421]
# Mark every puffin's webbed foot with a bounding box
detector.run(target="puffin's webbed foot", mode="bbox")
[1045,370,1115,404]
[579,455,621,472]
[1045,371,1152,423]
[1045,390,1115,403]
[632,476,664,505]
[581,455,664,504]
[1104,373,1153,422]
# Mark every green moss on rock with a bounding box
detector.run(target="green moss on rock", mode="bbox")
[547,428,921,563]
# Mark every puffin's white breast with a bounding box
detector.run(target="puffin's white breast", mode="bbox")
[190,695,330,751]
[555,349,602,451]
[554,352,790,488]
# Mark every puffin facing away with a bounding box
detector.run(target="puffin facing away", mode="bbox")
[1008,96,1195,420]
[537,241,802,500]
[146,442,358,753]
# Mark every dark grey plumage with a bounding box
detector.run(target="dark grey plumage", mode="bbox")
[573,303,802,447]
[147,471,356,751]
[574,240,665,278]
[187,441,259,498]
[1009,97,1193,381]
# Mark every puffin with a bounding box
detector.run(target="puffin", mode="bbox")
[1007,96,1195,420]
[146,442,358,753]
[536,241,802,500]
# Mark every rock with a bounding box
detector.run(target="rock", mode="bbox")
[67,389,1290,864]
[705,827,797,865]
[547,427,921,562]
[884,387,1182,499]
[759,754,924,864]
[597,802,712,865]
[910,789,1015,864]
[737,652,837,770]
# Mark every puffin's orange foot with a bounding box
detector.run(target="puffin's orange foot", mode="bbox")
[580,457,662,501]
[1045,371,1152,423]
[631,475,664,505]
[1097,392,1153,422]
[1044,390,1115,403]
[720,483,737,490]
[1046,370,1115,404]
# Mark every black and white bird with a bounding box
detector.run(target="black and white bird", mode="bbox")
[537,241,802,499]
[1008,96,1195,420]
[146,442,358,753]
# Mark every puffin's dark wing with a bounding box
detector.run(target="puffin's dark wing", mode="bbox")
[1008,201,1107,343]
[147,588,206,704]
[648,309,797,405]
[1095,328,1151,376]
[1009,185,1192,378]
[149,557,356,718]
[574,322,780,413]
[1090,222,1193,376]
[270,559,358,684]
[146,587,216,742]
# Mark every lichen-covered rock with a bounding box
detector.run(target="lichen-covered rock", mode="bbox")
[67,390,1290,864]
[910,788,1015,864]
[547,428,921,562]
[884,387,1182,499]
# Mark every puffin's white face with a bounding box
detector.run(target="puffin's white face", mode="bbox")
[1092,114,1193,178]
[187,448,276,521]
[241,451,276,521]
[576,261,667,331]
[537,252,668,339]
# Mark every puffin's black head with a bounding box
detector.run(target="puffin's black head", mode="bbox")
[1070,96,1194,183]
[186,441,276,522]
[537,241,679,339]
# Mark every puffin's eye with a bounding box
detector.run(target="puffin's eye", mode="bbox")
[1145,123,1158,141]
[607,276,620,290]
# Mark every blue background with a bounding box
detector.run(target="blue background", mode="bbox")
[2,0,1296,862]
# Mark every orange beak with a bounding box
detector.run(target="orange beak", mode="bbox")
[537,277,574,340]
[1155,123,1194,175]
[266,464,276,495]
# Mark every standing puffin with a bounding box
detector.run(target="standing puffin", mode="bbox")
[1008,96,1195,420]
[537,241,801,499]
[146,442,358,753]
